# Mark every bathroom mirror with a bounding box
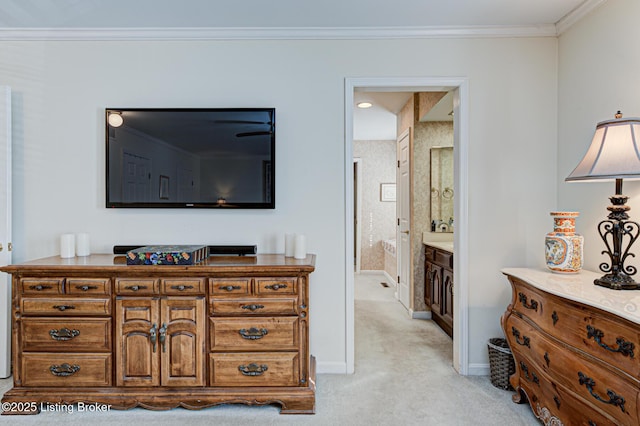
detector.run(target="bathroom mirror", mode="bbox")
[430,146,453,232]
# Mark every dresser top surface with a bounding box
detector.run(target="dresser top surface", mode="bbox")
[0,253,315,275]
[502,267,640,324]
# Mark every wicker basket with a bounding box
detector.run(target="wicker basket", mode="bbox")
[488,338,515,390]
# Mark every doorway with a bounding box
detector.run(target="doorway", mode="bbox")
[345,77,469,375]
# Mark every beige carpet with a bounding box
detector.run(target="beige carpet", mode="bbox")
[0,273,540,425]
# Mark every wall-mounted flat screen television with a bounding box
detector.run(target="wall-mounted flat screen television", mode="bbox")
[106,108,275,208]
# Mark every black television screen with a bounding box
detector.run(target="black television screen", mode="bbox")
[105,108,275,208]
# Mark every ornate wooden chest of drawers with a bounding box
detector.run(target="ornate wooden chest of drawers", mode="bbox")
[0,254,315,415]
[502,268,640,426]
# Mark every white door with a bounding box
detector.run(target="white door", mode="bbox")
[0,86,12,378]
[396,128,411,310]
[122,151,151,202]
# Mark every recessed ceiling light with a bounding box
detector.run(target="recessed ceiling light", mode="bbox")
[357,101,373,109]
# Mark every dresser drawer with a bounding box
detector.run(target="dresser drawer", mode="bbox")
[161,278,206,295]
[255,278,297,295]
[511,278,640,377]
[209,352,299,387]
[21,353,112,387]
[21,298,111,316]
[210,298,298,316]
[210,278,251,296]
[20,278,64,295]
[210,317,299,351]
[507,315,639,425]
[515,359,618,426]
[66,278,111,295]
[21,318,111,352]
[115,278,159,295]
[424,246,452,268]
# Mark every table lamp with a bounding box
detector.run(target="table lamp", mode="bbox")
[566,112,640,290]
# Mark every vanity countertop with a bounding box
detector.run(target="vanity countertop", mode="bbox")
[423,232,453,253]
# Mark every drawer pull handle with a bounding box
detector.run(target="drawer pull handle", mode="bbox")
[221,285,241,292]
[586,325,635,358]
[150,323,157,353]
[30,284,52,291]
[159,323,167,353]
[238,363,268,376]
[552,311,559,325]
[53,305,75,311]
[553,396,561,409]
[518,292,538,311]
[239,327,268,340]
[578,372,626,412]
[50,363,80,377]
[265,283,288,291]
[242,304,264,312]
[519,361,539,385]
[124,285,147,291]
[544,352,550,367]
[77,285,98,291]
[170,285,194,291]
[49,328,80,341]
[511,327,530,348]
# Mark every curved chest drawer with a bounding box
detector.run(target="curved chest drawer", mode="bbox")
[511,278,640,378]
[21,318,111,352]
[21,298,111,316]
[210,317,299,351]
[506,314,639,425]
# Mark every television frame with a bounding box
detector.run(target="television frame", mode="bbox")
[105,107,276,209]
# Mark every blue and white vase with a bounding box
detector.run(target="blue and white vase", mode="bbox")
[545,211,583,273]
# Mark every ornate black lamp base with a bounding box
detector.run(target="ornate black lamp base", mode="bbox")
[595,180,640,290]
[594,273,640,290]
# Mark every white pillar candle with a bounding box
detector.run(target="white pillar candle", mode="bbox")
[60,234,75,258]
[76,233,90,257]
[294,234,306,260]
[285,233,295,257]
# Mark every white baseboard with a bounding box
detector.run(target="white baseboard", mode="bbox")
[316,361,349,374]
[467,363,490,376]
[382,271,397,287]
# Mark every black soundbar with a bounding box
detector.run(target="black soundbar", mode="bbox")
[113,245,257,256]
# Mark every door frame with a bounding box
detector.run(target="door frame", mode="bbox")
[353,158,362,273]
[344,77,469,375]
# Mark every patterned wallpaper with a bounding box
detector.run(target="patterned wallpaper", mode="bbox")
[353,140,397,271]
[413,121,453,310]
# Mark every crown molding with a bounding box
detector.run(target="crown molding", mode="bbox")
[0,25,559,41]
[556,0,608,35]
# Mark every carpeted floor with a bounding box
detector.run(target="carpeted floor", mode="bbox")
[0,273,540,425]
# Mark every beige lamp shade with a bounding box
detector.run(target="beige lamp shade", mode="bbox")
[566,116,640,182]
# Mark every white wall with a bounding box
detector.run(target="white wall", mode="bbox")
[558,0,640,276]
[0,36,557,372]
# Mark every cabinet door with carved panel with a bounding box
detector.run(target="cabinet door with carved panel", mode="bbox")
[161,297,205,387]
[116,297,160,386]
[442,269,454,330]
[430,264,443,316]
[116,296,205,387]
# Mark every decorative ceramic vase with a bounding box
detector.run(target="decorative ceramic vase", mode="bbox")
[545,211,584,273]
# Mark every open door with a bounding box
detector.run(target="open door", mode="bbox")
[396,128,411,310]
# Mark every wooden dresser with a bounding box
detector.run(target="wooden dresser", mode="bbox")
[0,254,316,415]
[502,268,640,425]
[424,243,453,337]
